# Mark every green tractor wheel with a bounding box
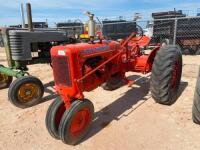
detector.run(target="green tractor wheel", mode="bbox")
[0,73,13,89]
[8,76,44,108]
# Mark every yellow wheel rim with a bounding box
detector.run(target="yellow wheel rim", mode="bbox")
[17,83,40,102]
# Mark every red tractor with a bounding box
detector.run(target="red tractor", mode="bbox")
[45,13,182,145]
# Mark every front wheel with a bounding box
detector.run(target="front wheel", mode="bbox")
[46,97,66,139]
[59,99,94,145]
[8,76,44,108]
[150,45,182,105]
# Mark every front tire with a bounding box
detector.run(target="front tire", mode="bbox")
[46,97,66,139]
[8,76,44,108]
[150,45,182,105]
[59,99,94,145]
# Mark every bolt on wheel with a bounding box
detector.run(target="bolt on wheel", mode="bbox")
[0,73,13,89]
[59,99,94,145]
[8,76,44,108]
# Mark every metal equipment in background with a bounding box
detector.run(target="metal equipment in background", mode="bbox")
[152,10,200,55]
[0,2,77,108]
[102,20,137,40]
[56,21,84,38]
[9,22,48,29]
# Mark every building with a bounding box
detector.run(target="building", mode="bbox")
[197,8,200,16]
[9,22,48,28]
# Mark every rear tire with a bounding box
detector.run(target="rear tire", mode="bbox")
[46,97,66,139]
[150,45,182,105]
[59,99,94,145]
[192,68,200,124]
[8,76,44,108]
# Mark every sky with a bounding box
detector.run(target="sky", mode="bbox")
[0,0,200,26]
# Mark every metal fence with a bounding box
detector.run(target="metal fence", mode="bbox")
[148,16,200,55]
[99,16,200,55]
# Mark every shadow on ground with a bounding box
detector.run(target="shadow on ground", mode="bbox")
[42,81,58,102]
[82,75,188,143]
[82,75,151,143]
[176,81,188,102]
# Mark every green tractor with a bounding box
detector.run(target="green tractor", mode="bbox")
[0,3,77,108]
[0,27,75,108]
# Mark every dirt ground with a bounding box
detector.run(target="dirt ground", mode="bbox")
[1,47,200,150]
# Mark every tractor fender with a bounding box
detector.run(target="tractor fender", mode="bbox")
[145,46,160,72]
[132,46,160,73]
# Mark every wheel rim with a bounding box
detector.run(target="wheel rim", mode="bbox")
[0,73,10,84]
[55,103,66,128]
[171,59,181,88]
[17,83,41,102]
[69,108,91,137]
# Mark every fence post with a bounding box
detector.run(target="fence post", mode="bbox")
[173,18,178,45]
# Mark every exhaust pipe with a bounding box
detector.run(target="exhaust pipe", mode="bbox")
[20,3,25,28]
[26,3,33,31]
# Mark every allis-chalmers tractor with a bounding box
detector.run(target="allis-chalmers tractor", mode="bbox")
[45,12,183,145]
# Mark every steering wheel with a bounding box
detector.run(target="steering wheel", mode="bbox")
[132,24,144,42]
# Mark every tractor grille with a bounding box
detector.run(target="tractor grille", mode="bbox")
[51,56,72,86]
[9,32,23,60]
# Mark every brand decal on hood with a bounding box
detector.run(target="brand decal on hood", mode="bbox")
[80,46,110,55]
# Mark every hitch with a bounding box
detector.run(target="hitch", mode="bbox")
[0,65,25,78]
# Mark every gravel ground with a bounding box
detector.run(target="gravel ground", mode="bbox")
[0,47,200,150]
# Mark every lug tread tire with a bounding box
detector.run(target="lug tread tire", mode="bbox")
[150,45,182,105]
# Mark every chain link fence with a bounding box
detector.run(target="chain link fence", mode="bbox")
[99,16,200,55]
[148,16,200,55]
